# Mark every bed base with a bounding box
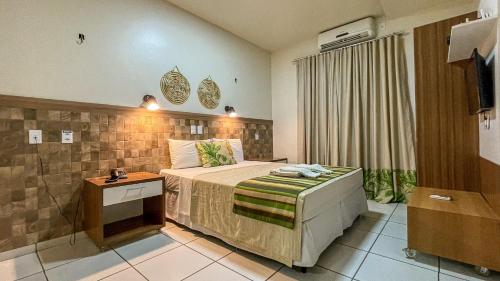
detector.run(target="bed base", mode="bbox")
[164,179,368,268]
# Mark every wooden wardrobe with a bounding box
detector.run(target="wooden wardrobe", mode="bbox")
[414,12,480,192]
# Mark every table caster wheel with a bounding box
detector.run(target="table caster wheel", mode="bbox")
[474,266,490,277]
[402,248,416,259]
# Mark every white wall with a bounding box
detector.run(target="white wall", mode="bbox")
[478,0,500,164]
[0,0,272,119]
[271,4,478,163]
[271,39,317,163]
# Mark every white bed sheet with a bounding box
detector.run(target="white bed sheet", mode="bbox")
[161,161,363,223]
[162,161,270,226]
[160,161,367,266]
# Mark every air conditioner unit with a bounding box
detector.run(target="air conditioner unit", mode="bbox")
[318,17,376,52]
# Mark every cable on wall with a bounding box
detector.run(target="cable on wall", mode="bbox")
[34,136,82,246]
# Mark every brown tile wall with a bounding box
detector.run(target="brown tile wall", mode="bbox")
[0,95,273,252]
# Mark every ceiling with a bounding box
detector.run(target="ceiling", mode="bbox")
[167,0,477,51]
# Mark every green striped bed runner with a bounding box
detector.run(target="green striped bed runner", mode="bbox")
[233,166,358,229]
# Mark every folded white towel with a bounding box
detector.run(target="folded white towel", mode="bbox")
[292,164,332,174]
[269,170,302,178]
[272,166,321,178]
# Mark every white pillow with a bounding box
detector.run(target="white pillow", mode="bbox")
[168,139,203,169]
[214,138,244,163]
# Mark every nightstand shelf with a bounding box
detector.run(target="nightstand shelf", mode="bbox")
[84,172,165,249]
[103,217,160,246]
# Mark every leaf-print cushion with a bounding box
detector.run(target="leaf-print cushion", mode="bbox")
[195,140,237,167]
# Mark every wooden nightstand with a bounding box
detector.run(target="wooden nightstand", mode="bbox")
[83,172,165,249]
[248,157,288,163]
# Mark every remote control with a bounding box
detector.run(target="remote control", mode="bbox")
[429,194,452,201]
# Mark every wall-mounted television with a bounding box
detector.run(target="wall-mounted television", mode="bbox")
[465,48,494,115]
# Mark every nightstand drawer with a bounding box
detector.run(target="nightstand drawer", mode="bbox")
[103,180,162,206]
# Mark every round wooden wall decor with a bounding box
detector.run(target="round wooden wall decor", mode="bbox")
[198,76,220,109]
[160,66,190,105]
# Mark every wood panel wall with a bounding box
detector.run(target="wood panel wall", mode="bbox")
[480,157,500,215]
[414,13,481,191]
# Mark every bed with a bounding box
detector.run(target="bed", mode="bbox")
[160,161,367,267]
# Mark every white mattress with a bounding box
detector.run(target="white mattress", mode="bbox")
[160,161,364,223]
[160,161,367,266]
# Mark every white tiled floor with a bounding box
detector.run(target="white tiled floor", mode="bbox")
[185,237,234,261]
[37,237,101,270]
[317,243,367,277]
[44,250,129,281]
[112,233,180,265]
[2,200,500,281]
[0,253,43,280]
[219,251,282,281]
[134,246,212,281]
[100,268,146,281]
[380,221,407,240]
[183,263,249,281]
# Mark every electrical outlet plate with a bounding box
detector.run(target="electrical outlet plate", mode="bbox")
[255,132,259,140]
[197,125,203,135]
[29,130,42,144]
[62,130,73,143]
[190,125,197,135]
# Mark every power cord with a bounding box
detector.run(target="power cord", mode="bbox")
[33,136,82,246]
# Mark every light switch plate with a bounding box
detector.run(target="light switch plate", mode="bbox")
[255,132,259,140]
[62,130,73,144]
[197,125,203,135]
[29,130,42,144]
[190,125,197,135]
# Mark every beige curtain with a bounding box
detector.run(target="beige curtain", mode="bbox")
[297,35,416,203]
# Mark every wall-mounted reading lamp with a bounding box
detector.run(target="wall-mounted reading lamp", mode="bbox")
[141,95,160,111]
[225,106,237,118]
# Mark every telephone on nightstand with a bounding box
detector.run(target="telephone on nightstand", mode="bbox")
[105,168,128,183]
